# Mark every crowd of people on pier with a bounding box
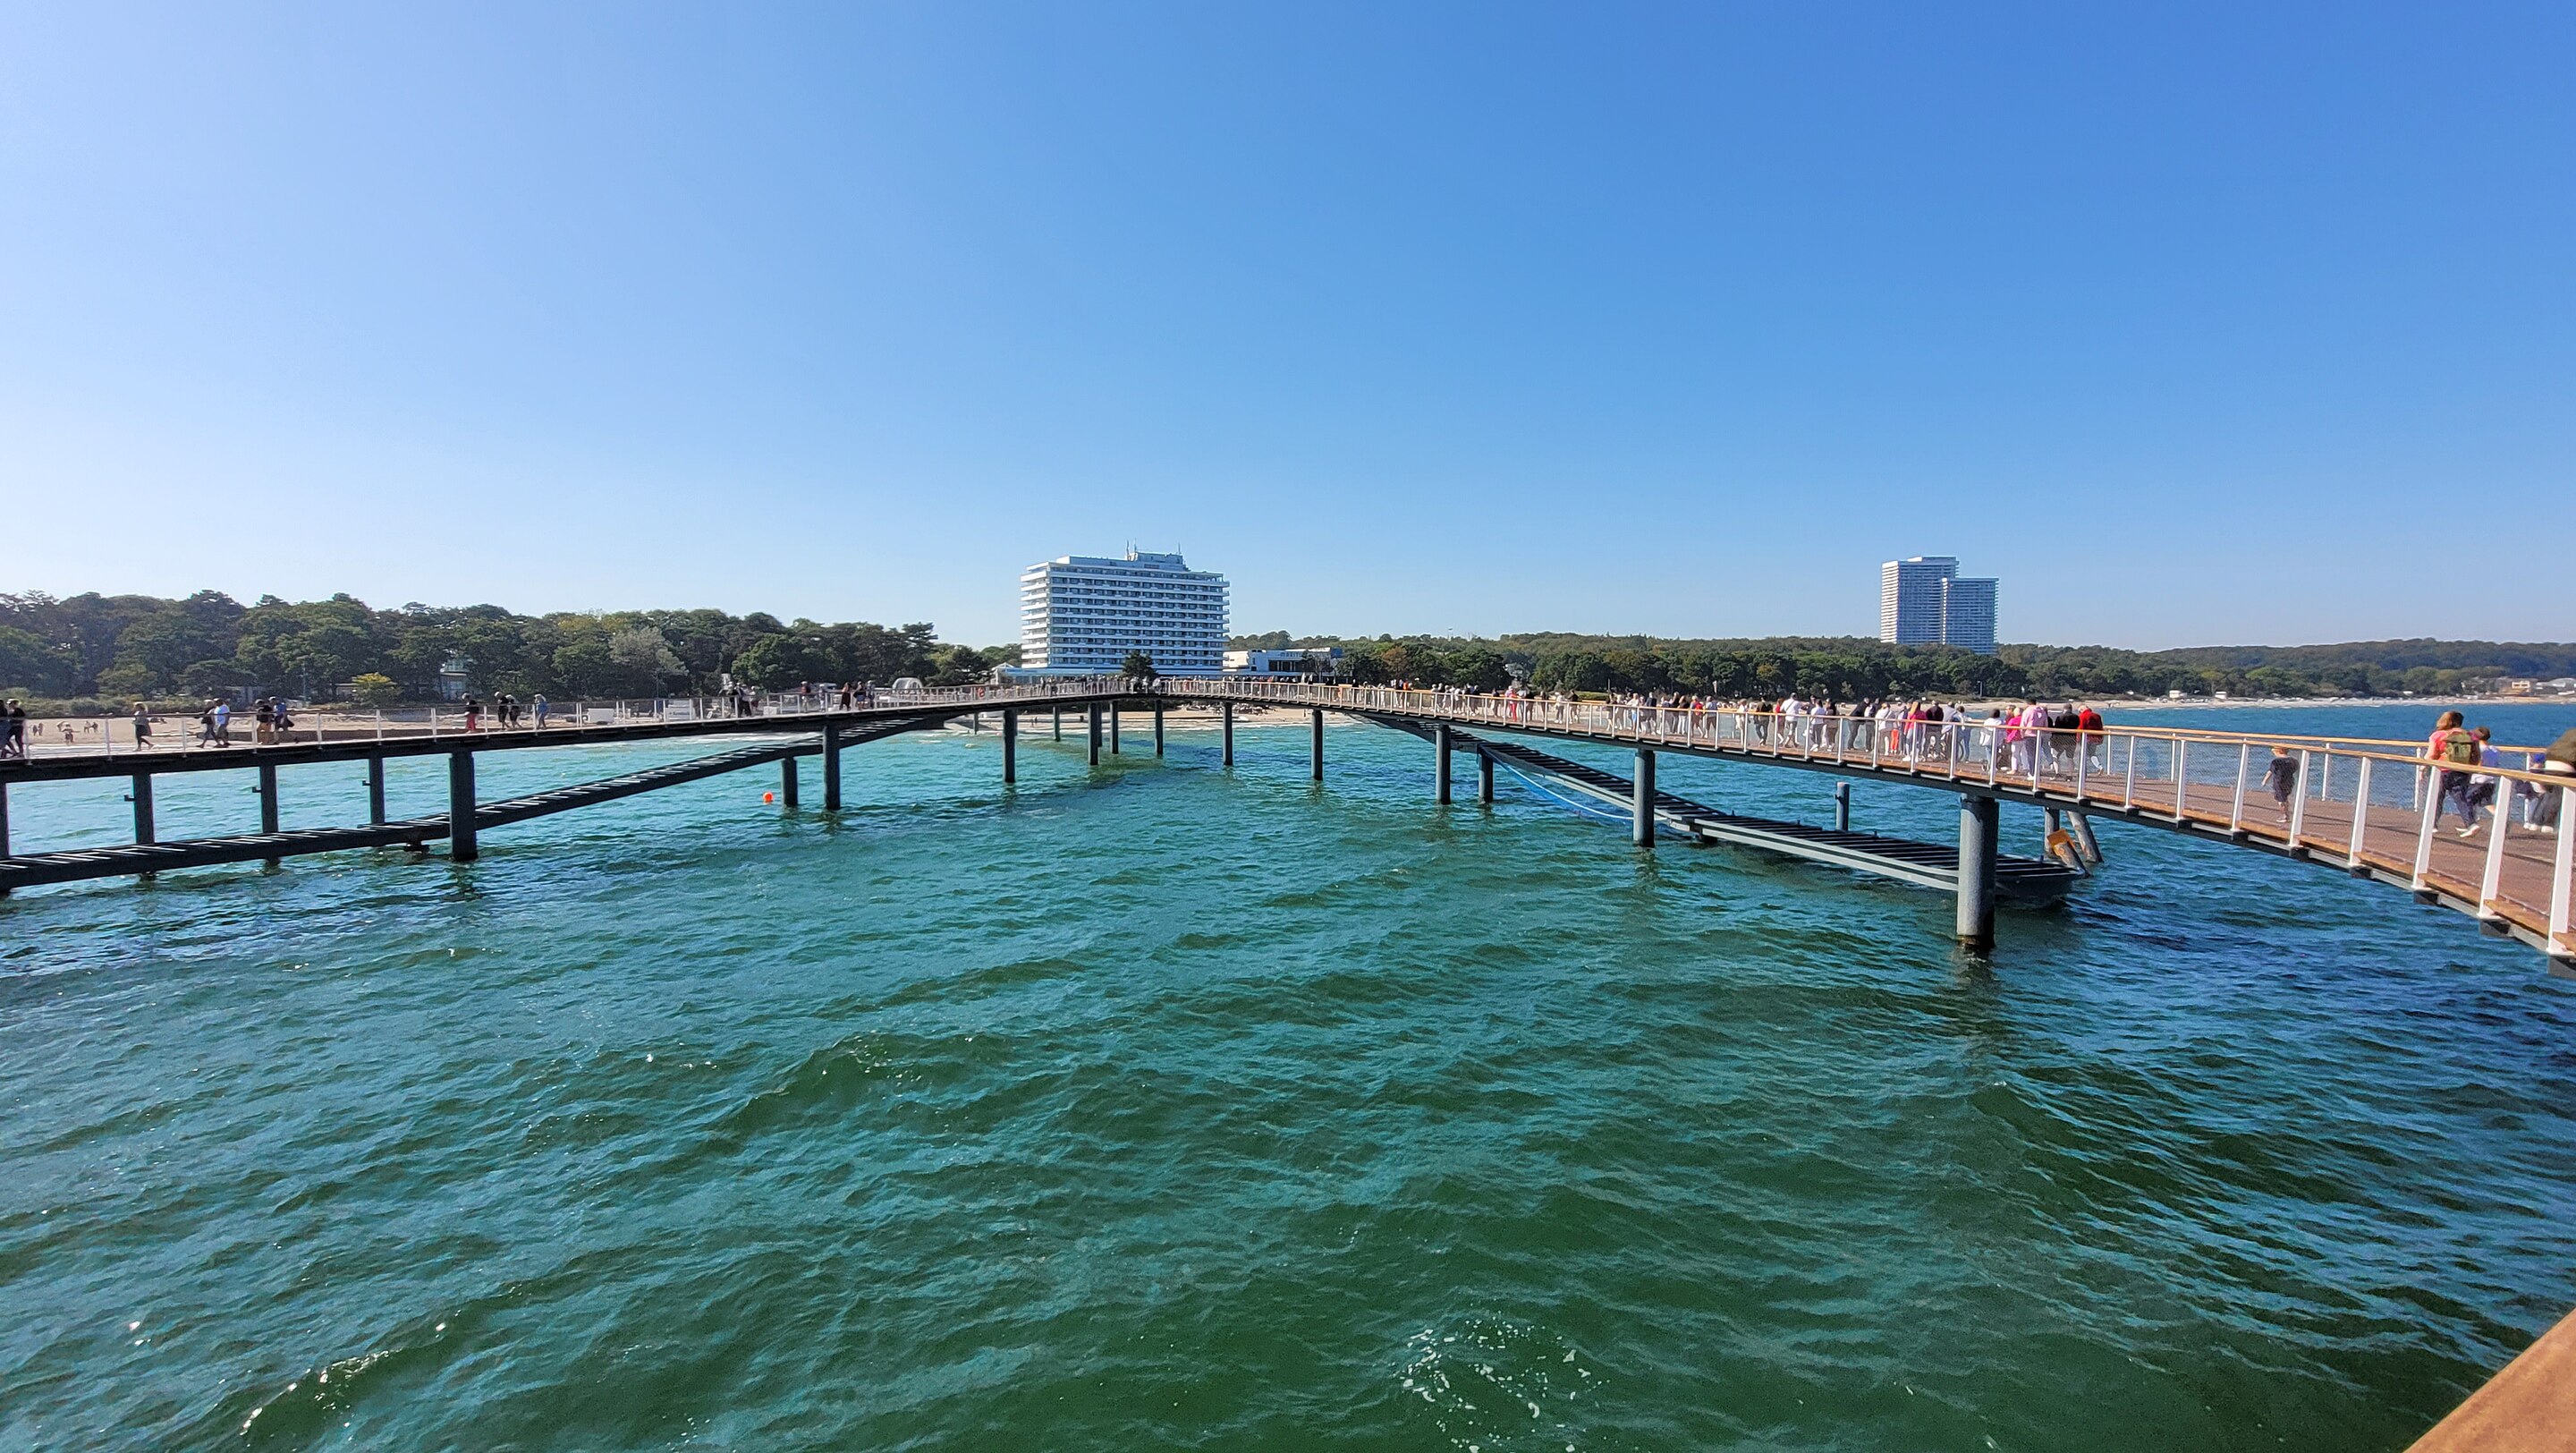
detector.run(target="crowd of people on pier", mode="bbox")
[1286,680,2576,840]
[2426,710,2573,838]
[1320,681,2116,774]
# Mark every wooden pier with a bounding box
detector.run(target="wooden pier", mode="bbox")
[4,677,2571,969]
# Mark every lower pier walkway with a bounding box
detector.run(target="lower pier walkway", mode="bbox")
[1364,714,2080,902]
[1179,681,2576,965]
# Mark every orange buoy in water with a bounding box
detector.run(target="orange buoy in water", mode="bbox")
[763,791,775,803]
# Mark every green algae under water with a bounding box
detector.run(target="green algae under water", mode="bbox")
[4,706,2573,1451]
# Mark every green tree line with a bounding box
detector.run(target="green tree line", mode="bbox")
[1231,632,2576,700]
[0,591,1016,703]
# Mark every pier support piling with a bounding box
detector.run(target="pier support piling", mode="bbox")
[2067,811,2103,865]
[258,763,281,867]
[822,724,842,810]
[1834,781,1851,833]
[0,783,9,896]
[366,757,386,825]
[1088,704,1102,766]
[1435,724,1453,804]
[1633,748,1657,847]
[780,755,799,810]
[449,752,479,862]
[1478,751,1495,804]
[1956,794,1998,949]
[1052,707,1062,742]
[132,772,156,846]
[1153,701,1164,757]
[1002,710,1017,786]
[1110,703,1121,755]
[1310,710,1325,781]
[1221,701,1233,767]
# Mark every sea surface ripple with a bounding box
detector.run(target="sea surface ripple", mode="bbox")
[3,704,2572,1450]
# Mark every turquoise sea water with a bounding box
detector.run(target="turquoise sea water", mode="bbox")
[4,702,2573,1451]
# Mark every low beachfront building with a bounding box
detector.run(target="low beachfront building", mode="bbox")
[1224,647,1343,677]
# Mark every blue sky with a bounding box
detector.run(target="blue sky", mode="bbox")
[2,3,2569,649]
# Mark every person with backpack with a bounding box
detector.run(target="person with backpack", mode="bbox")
[2425,711,2486,835]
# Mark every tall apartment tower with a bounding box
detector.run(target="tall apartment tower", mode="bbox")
[1018,549,1230,676]
[1879,556,1998,655]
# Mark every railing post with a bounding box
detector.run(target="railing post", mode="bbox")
[2173,738,2190,823]
[2286,751,2309,846]
[448,751,477,862]
[2552,785,2573,961]
[2412,769,2443,890]
[2230,743,2250,833]
[2348,756,2373,869]
[2479,780,2512,919]
[2123,733,2138,810]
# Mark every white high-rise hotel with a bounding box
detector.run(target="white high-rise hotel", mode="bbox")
[1019,549,1230,676]
[1879,556,1998,655]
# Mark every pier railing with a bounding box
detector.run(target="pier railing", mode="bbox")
[1165,681,2576,960]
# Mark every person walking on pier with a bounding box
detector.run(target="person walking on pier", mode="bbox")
[2527,727,2575,836]
[2263,746,2299,821]
[0,701,21,759]
[2426,711,2485,835]
[131,702,153,750]
[533,693,550,729]
[462,694,482,732]
[2077,703,2106,770]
